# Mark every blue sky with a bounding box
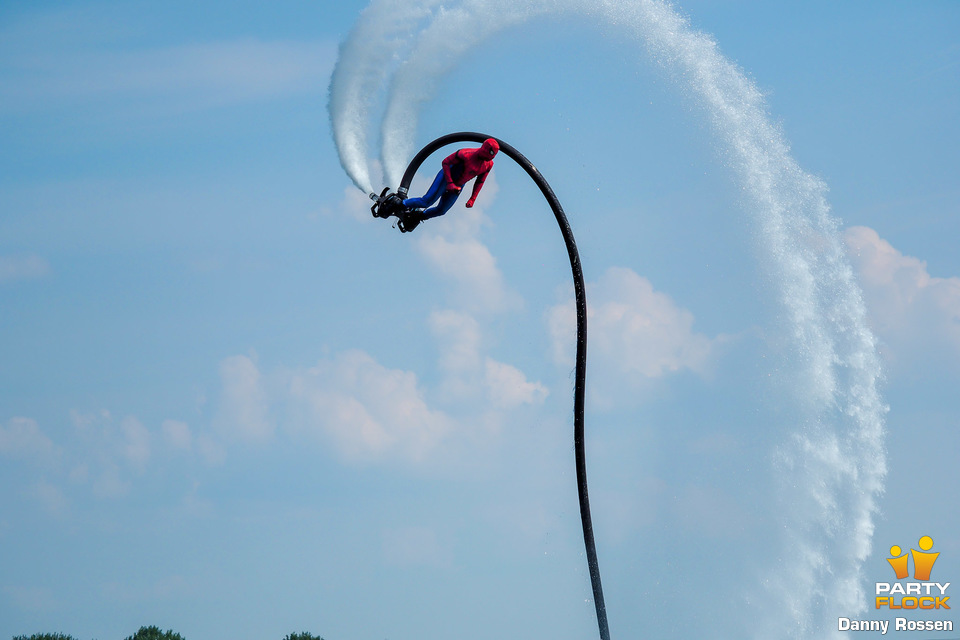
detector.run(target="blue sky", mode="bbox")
[1,2,958,639]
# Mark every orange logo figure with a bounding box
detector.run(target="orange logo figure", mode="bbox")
[911,536,939,581]
[887,545,910,580]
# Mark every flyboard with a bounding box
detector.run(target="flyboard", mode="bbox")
[369,187,422,233]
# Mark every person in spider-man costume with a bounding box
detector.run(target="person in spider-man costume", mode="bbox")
[401,138,499,231]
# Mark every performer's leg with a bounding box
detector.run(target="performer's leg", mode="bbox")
[422,189,461,219]
[402,170,445,209]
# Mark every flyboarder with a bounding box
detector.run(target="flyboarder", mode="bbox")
[399,138,499,231]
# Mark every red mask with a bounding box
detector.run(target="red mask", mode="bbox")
[479,138,499,160]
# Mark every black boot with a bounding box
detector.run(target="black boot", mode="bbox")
[398,209,424,233]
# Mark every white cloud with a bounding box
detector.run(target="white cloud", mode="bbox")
[289,349,452,463]
[548,267,714,382]
[30,408,226,502]
[161,419,192,451]
[412,175,521,314]
[429,309,548,409]
[1,31,337,115]
[417,233,515,312]
[430,309,482,373]
[160,415,224,465]
[92,463,131,499]
[0,255,51,283]
[845,225,960,368]
[0,417,56,461]
[65,410,158,498]
[196,433,227,467]
[428,309,484,403]
[120,416,150,471]
[70,408,112,430]
[484,359,548,409]
[204,334,544,467]
[214,354,274,443]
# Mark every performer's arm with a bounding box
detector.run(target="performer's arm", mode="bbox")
[466,167,490,208]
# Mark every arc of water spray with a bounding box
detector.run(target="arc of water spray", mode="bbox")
[329,0,887,637]
[328,0,448,193]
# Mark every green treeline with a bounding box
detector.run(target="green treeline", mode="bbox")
[12,628,325,640]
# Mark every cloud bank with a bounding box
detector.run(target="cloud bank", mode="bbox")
[846,225,960,370]
[548,266,718,405]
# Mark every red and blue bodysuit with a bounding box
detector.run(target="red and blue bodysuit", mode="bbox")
[403,138,499,220]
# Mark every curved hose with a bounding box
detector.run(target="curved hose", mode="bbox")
[398,132,610,640]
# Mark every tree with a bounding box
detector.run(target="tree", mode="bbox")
[13,635,78,640]
[123,626,185,640]
[283,633,325,640]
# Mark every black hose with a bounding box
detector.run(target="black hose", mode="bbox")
[398,132,610,640]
